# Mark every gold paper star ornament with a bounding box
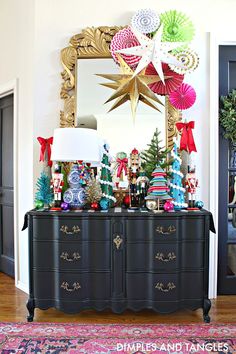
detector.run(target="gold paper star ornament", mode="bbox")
[96,54,166,118]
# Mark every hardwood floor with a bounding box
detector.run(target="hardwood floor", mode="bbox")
[0,272,236,323]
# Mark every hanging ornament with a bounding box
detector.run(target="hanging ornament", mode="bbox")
[110,27,140,68]
[145,63,184,95]
[116,25,186,83]
[169,83,196,110]
[176,121,197,153]
[96,54,164,119]
[160,10,195,43]
[169,49,199,74]
[131,8,160,34]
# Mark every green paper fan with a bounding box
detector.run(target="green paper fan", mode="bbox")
[160,10,195,43]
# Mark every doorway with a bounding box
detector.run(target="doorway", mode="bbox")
[218,45,236,294]
[0,94,14,278]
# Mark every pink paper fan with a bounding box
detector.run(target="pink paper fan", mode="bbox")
[110,27,140,68]
[169,83,196,110]
[145,63,184,96]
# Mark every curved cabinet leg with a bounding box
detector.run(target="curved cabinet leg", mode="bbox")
[26,298,35,322]
[203,298,211,323]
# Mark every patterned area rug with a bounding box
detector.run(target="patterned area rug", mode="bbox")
[0,322,235,353]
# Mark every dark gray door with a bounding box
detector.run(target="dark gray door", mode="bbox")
[218,46,236,294]
[0,94,14,277]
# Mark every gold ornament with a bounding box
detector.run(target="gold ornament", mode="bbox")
[85,177,102,203]
[96,54,167,118]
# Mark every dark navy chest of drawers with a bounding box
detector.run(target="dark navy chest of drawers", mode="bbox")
[23,209,215,322]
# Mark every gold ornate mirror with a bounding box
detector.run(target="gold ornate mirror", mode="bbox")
[60,26,181,150]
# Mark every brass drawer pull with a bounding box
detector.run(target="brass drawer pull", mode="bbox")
[113,235,123,250]
[61,281,81,292]
[156,225,176,235]
[60,252,81,262]
[60,225,81,235]
[155,252,176,262]
[155,282,176,292]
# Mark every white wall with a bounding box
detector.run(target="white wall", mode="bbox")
[1,0,236,293]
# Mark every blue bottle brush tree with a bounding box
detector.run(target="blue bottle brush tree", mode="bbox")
[35,171,54,207]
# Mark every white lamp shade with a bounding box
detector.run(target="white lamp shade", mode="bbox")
[51,128,101,164]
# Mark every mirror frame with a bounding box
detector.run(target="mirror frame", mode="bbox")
[60,26,181,149]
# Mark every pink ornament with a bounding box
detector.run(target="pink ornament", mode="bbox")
[169,83,196,110]
[163,200,174,212]
[145,63,184,96]
[110,27,140,68]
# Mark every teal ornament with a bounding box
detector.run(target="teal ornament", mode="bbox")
[100,197,110,210]
[195,200,204,209]
[35,200,44,209]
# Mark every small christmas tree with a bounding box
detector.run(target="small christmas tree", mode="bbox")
[169,142,188,210]
[35,171,54,207]
[99,144,116,206]
[146,165,171,210]
[141,128,171,179]
[85,177,102,204]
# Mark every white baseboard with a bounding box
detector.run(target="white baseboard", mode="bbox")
[16,280,29,294]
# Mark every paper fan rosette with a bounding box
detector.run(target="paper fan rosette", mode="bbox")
[160,10,195,43]
[169,83,196,110]
[169,49,199,74]
[145,63,184,96]
[131,8,160,34]
[110,27,140,68]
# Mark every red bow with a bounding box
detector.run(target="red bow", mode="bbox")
[37,137,53,167]
[116,158,128,178]
[176,121,197,153]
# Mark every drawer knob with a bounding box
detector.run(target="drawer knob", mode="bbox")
[60,252,81,262]
[60,225,81,235]
[113,235,123,250]
[156,225,176,235]
[155,282,176,292]
[61,281,81,292]
[155,252,176,262]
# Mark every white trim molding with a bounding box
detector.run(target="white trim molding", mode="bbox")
[0,79,19,290]
[209,33,236,298]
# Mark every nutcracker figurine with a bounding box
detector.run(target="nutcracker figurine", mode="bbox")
[51,163,64,209]
[185,165,199,208]
[128,148,141,208]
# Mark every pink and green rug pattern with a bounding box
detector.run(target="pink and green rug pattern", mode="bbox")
[0,322,235,353]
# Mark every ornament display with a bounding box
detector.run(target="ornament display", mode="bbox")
[35,200,44,210]
[176,121,197,153]
[123,194,131,208]
[185,165,199,208]
[99,144,116,207]
[116,25,185,82]
[160,10,195,43]
[163,200,174,212]
[35,171,54,207]
[169,49,199,74]
[146,165,171,211]
[110,27,140,67]
[146,199,158,211]
[99,197,110,210]
[145,63,184,96]
[169,141,188,210]
[61,202,69,211]
[85,177,102,204]
[131,8,160,34]
[195,200,204,209]
[169,83,196,110]
[91,202,99,210]
[51,164,64,208]
[97,54,163,118]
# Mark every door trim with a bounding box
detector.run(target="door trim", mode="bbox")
[0,79,19,288]
[210,34,236,298]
